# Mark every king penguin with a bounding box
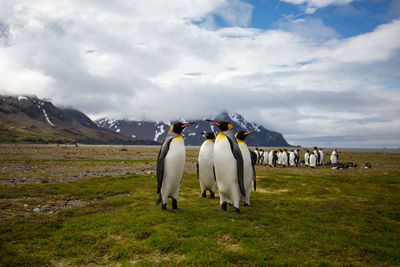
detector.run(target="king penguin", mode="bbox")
[318,148,324,165]
[197,132,217,199]
[206,120,245,214]
[304,150,310,166]
[309,150,317,168]
[156,122,194,212]
[235,131,256,206]
[289,150,296,167]
[330,149,338,164]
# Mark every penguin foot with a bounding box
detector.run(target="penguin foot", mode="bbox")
[162,204,173,212]
[163,209,174,213]
[201,191,206,198]
[172,198,182,210]
[231,207,240,214]
[213,202,227,211]
[156,194,162,205]
[208,191,215,199]
[243,203,250,206]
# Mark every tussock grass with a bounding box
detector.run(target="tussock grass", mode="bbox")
[0,145,399,266]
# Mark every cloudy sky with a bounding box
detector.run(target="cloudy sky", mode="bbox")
[0,0,399,148]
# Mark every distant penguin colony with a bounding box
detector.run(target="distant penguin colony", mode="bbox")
[156,120,358,214]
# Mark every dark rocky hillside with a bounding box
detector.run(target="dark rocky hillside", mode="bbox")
[0,95,158,145]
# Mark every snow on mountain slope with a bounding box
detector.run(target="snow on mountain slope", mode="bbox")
[96,111,290,147]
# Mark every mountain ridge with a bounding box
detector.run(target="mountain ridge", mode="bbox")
[96,112,291,147]
[0,95,158,145]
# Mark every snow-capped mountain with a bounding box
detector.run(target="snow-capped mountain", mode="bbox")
[96,112,291,147]
[0,95,158,145]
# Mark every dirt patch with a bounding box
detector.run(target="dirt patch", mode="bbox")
[0,197,88,220]
[256,188,289,194]
[215,234,242,251]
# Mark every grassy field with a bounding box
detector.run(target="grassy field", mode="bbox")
[0,145,399,266]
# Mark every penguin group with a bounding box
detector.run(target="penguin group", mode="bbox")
[253,146,359,170]
[253,148,299,168]
[156,120,257,214]
[155,120,361,213]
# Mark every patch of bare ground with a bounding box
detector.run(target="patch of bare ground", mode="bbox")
[215,234,242,251]
[257,188,289,194]
[133,251,185,264]
[0,197,89,220]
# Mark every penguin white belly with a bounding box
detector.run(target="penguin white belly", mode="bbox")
[262,152,269,165]
[198,140,217,192]
[305,154,310,166]
[239,142,253,205]
[330,155,337,164]
[214,134,240,207]
[268,152,274,166]
[161,136,185,201]
[320,152,324,164]
[282,152,288,166]
[289,153,295,166]
[309,154,317,168]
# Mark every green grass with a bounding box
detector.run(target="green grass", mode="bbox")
[1,168,399,266]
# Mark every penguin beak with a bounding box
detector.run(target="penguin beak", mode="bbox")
[244,131,255,136]
[181,122,194,128]
[206,120,220,127]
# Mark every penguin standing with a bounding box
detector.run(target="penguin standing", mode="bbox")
[282,149,289,167]
[156,122,194,212]
[294,149,300,166]
[289,150,296,167]
[330,150,338,164]
[268,149,274,167]
[262,150,269,165]
[206,120,245,214]
[319,148,324,165]
[269,149,277,167]
[254,147,260,165]
[277,149,282,165]
[304,150,310,166]
[235,131,256,206]
[259,149,265,165]
[197,132,217,199]
[313,147,320,166]
[309,151,317,168]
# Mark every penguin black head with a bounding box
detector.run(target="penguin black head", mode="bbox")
[202,132,216,140]
[170,122,194,134]
[206,120,233,131]
[235,131,255,141]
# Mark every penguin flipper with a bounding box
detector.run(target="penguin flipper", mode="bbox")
[252,165,256,191]
[213,165,216,181]
[227,135,245,196]
[156,136,174,194]
[196,161,199,179]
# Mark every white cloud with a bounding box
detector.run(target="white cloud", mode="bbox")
[279,0,355,13]
[0,1,399,148]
